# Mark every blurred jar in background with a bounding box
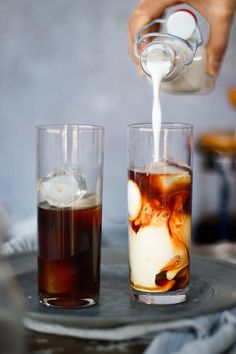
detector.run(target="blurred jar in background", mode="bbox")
[195,131,236,245]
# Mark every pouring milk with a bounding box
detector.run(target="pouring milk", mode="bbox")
[136,9,214,160]
[146,58,170,162]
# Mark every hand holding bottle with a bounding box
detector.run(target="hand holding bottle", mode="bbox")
[128,0,236,77]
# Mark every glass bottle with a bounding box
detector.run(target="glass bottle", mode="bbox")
[135,9,214,94]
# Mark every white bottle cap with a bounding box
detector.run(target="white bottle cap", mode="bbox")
[167,10,197,40]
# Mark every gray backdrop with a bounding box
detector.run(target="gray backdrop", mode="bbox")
[0,0,235,244]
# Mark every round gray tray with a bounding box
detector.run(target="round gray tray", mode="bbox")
[9,249,236,328]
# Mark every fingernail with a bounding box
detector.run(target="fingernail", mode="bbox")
[210,61,220,77]
[207,55,220,77]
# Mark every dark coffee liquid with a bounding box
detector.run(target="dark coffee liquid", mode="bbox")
[38,202,102,308]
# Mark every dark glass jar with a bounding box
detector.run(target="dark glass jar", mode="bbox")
[195,131,236,244]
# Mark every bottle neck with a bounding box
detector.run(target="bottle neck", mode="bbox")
[140,42,174,79]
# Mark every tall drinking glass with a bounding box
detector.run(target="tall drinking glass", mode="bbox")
[36,124,104,308]
[128,123,193,304]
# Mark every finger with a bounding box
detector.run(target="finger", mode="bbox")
[128,0,177,69]
[206,7,233,76]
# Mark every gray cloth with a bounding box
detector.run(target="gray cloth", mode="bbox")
[1,216,37,255]
[2,233,37,255]
[23,310,236,354]
[145,311,236,354]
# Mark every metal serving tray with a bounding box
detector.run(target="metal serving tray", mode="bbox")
[9,249,236,329]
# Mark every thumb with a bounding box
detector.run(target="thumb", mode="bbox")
[206,9,233,76]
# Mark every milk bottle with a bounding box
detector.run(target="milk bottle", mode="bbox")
[135,9,214,94]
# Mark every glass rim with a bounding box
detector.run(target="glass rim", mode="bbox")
[36,124,104,132]
[128,122,193,131]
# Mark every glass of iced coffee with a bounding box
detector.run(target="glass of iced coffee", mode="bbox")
[36,125,104,308]
[128,123,192,304]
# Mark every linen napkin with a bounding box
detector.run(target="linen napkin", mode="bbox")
[23,310,236,354]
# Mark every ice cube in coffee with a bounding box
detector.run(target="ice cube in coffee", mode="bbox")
[37,168,102,308]
[128,161,191,293]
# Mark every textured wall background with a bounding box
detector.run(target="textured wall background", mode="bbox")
[0,1,235,244]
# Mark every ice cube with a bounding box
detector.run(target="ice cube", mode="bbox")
[38,167,87,207]
[158,172,191,194]
[128,180,142,221]
[71,192,98,209]
[147,161,191,194]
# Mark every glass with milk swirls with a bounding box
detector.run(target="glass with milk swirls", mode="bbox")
[128,123,193,304]
[36,125,104,308]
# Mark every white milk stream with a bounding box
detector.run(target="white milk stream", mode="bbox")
[146,59,171,162]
